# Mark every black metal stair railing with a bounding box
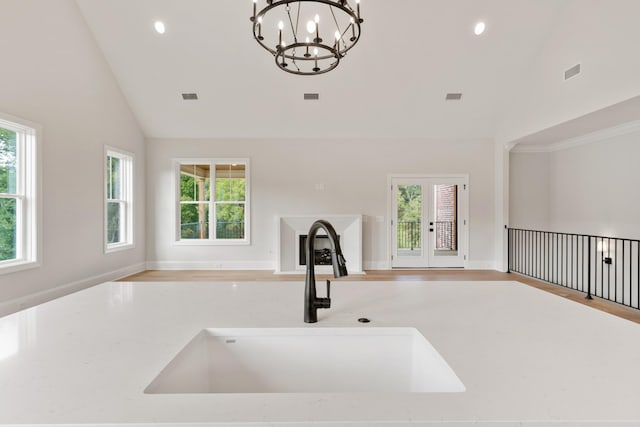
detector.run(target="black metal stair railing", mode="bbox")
[397,220,457,250]
[397,221,421,250]
[508,228,640,310]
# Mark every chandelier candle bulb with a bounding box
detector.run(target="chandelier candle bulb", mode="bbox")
[314,14,321,43]
[280,42,287,67]
[356,0,361,21]
[313,48,319,72]
[252,0,257,20]
[278,20,284,47]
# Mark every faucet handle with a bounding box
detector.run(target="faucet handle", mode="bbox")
[315,280,332,309]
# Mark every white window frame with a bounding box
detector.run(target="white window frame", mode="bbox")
[0,112,41,275]
[174,158,250,246]
[104,146,134,253]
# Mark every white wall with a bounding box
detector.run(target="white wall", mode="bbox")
[0,0,146,311]
[510,126,640,239]
[147,138,496,270]
[497,0,640,145]
[509,152,550,230]
[549,129,640,239]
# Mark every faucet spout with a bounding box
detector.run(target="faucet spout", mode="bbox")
[304,220,348,323]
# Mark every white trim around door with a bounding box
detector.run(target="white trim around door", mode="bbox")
[386,174,469,269]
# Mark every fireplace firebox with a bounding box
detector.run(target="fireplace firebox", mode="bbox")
[299,234,341,266]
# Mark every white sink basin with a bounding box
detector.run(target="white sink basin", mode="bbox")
[145,327,465,393]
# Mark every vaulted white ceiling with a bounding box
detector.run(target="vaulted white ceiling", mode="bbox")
[76,0,633,142]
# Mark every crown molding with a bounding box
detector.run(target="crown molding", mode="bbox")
[511,120,640,153]
[510,144,550,153]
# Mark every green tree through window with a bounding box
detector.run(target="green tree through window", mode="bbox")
[178,161,248,242]
[0,113,38,272]
[0,127,17,261]
[396,185,422,250]
[105,147,133,251]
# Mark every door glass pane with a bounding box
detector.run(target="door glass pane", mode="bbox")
[396,185,422,256]
[216,203,245,239]
[0,127,17,194]
[0,198,17,261]
[434,184,458,255]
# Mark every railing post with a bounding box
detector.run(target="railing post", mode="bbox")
[506,227,511,273]
[586,236,593,300]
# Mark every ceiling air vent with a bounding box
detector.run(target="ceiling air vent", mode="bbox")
[445,93,463,101]
[304,93,320,100]
[182,93,198,100]
[564,64,581,81]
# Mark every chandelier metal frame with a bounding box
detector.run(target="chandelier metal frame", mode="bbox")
[250,0,363,75]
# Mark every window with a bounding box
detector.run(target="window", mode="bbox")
[105,147,133,252]
[176,159,249,244]
[0,113,39,274]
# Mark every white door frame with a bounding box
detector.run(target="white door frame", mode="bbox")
[386,173,470,269]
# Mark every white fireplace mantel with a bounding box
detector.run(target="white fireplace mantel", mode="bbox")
[275,215,363,274]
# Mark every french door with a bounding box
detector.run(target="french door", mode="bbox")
[390,176,467,268]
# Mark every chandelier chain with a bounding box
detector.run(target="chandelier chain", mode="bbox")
[295,2,301,36]
[329,5,340,34]
[286,8,297,44]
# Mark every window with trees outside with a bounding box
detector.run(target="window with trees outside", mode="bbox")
[177,159,249,244]
[105,148,133,252]
[0,113,39,274]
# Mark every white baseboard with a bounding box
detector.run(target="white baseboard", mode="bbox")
[146,260,275,270]
[363,261,390,270]
[0,262,146,317]
[466,261,497,270]
[363,261,497,270]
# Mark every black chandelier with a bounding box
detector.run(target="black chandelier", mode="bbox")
[251,0,363,75]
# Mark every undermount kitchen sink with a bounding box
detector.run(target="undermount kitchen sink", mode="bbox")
[145,327,465,394]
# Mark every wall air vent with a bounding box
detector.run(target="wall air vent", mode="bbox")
[182,93,199,100]
[304,93,320,100]
[564,64,581,81]
[445,93,463,101]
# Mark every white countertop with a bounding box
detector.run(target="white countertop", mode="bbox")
[1,279,640,426]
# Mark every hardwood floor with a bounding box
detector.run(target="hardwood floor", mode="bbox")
[120,269,513,282]
[119,269,640,324]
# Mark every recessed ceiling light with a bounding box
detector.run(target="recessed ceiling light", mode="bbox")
[474,21,486,36]
[154,21,166,34]
[182,93,198,100]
